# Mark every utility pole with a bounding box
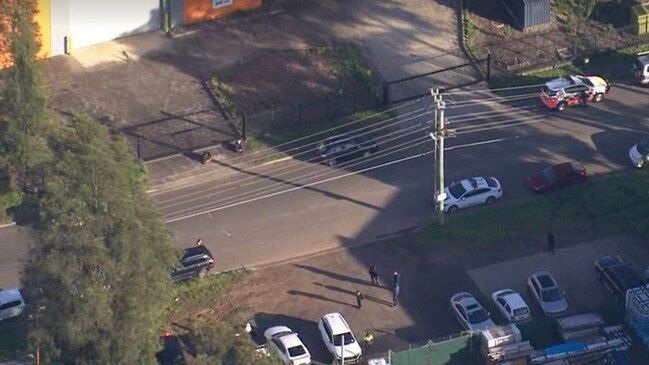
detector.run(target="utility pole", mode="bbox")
[431,88,446,224]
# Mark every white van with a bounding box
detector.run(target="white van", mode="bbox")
[0,288,25,321]
[317,312,362,364]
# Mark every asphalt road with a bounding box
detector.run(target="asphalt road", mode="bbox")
[1,83,648,288]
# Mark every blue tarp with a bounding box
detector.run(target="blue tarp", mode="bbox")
[545,341,586,356]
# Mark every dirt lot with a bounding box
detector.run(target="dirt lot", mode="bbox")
[214,231,649,364]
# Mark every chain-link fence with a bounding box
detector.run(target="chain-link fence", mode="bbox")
[231,88,381,139]
[368,333,479,365]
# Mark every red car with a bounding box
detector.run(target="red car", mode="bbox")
[527,162,588,192]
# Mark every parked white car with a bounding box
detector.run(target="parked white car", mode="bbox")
[629,139,649,168]
[491,289,532,324]
[450,292,495,332]
[0,288,25,321]
[317,312,362,364]
[439,177,503,213]
[264,326,311,365]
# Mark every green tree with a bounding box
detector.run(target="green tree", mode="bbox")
[185,318,283,365]
[21,115,178,365]
[0,0,51,192]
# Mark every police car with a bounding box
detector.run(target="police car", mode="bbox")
[540,74,611,111]
[438,176,503,213]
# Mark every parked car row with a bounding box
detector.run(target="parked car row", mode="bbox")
[263,312,362,365]
[449,255,647,333]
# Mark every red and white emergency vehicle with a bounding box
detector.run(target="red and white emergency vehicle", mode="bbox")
[540,74,611,111]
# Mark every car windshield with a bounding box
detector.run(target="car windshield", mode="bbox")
[578,76,594,87]
[333,333,355,346]
[637,139,649,155]
[542,166,556,183]
[288,345,307,357]
[542,288,563,302]
[513,307,530,316]
[542,85,556,97]
[448,183,467,199]
[468,308,489,324]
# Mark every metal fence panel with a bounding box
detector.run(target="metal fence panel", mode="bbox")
[390,335,474,365]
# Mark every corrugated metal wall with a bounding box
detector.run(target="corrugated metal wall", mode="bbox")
[170,0,185,29]
[183,0,262,25]
[522,0,550,29]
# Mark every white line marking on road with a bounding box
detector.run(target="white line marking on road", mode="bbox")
[221,229,231,237]
[164,136,522,223]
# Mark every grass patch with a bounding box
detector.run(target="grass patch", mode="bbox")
[0,318,28,359]
[0,191,22,225]
[169,270,248,320]
[419,169,649,246]
[208,76,239,119]
[489,64,580,89]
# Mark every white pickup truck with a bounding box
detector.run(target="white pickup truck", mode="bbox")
[632,53,649,86]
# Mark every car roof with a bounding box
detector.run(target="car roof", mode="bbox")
[322,312,350,335]
[596,255,623,268]
[608,265,644,288]
[452,292,478,307]
[0,288,23,303]
[460,177,488,191]
[545,75,580,90]
[182,245,213,260]
[637,54,649,66]
[501,292,527,309]
[532,271,557,289]
[553,162,583,174]
[274,332,303,349]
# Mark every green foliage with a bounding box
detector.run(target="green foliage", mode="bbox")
[333,46,373,85]
[0,191,21,211]
[0,0,51,192]
[209,77,239,119]
[553,0,597,18]
[183,318,282,365]
[170,270,247,320]
[419,170,649,246]
[21,115,179,365]
[489,64,579,89]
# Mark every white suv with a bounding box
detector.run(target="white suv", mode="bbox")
[317,312,362,363]
[0,288,25,321]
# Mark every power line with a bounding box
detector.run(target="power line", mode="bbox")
[160,125,432,215]
[164,134,433,221]
[155,110,432,207]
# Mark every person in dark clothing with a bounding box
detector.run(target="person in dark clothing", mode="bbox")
[356,290,364,309]
[548,231,556,253]
[578,90,588,105]
[392,285,400,307]
[393,271,400,288]
[369,266,379,285]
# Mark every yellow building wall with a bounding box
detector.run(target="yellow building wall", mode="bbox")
[35,0,51,58]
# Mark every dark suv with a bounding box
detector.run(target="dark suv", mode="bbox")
[316,134,378,166]
[594,256,643,301]
[171,245,215,283]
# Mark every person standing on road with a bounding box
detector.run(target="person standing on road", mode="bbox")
[547,231,556,254]
[369,266,379,285]
[356,290,364,309]
[392,284,400,307]
[393,271,400,289]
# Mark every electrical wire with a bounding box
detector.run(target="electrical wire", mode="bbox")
[158,123,432,213]
[155,110,432,207]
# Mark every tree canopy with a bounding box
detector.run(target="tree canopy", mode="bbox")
[0,0,50,192]
[21,115,178,365]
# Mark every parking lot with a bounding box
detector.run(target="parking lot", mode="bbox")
[468,235,649,318]
[222,233,649,363]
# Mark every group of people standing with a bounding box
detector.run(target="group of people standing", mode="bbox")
[355,266,401,310]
